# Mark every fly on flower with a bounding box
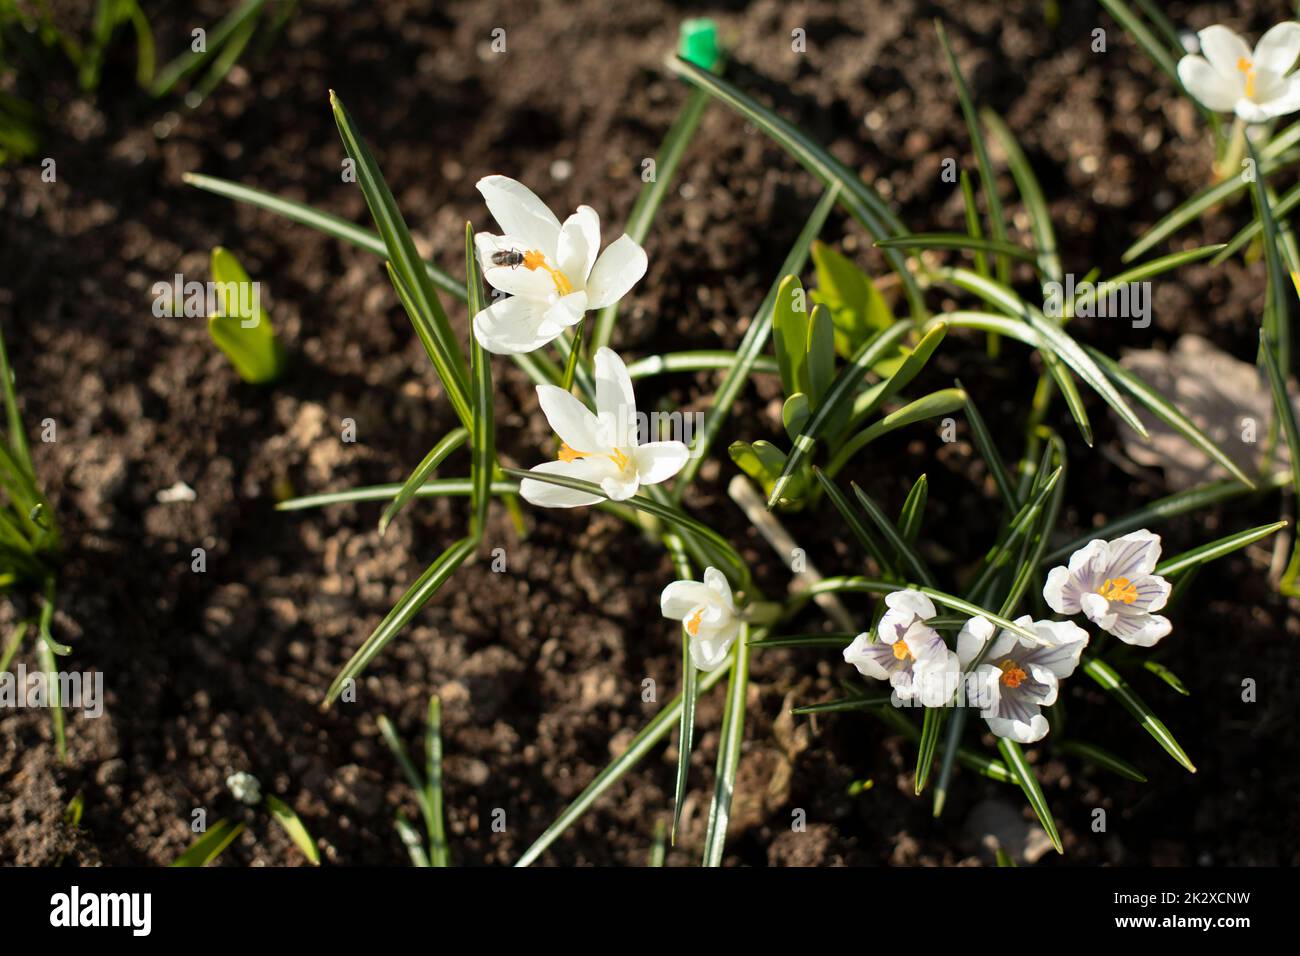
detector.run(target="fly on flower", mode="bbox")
[518,347,690,507]
[1042,529,1172,646]
[957,615,1089,744]
[472,175,648,354]
[1177,22,1300,122]
[842,590,960,708]
[660,567,740,671]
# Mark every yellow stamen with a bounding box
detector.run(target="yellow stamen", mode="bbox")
[1238,57,1257,99]
[1098,576,1138,605]
[686,607,704,637]
[522,249,574,295]
[608,447,630,471]
[997,659,1028,689]
[558,442,589,462]
[891,640,912,661]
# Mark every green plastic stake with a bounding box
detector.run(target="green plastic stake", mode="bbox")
[678,18,722,73]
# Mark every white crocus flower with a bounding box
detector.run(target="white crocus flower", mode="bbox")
[1177,23,1300,122]
[1042,530,1172,647]
[957,615,1090,744]
[661,567,740,671]
[843,590,960,707]
[518,347,689,507]
[472,175,648,355]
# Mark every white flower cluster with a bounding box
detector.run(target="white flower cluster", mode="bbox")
[840,530,1173,744]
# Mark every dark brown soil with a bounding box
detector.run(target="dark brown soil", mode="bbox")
[1,0,1296,866]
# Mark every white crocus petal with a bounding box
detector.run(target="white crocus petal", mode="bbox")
[843,632,894,682]
[1105,530,1162,579]
[956,615,996,667]
[1177,56,1241,112]
[475,232,553,298]
[519,458,612,508]
[660,567,740,672]
[1260,74,1300,116]
[544,290,588,330]
[599,470,639,501]
[585,234,648,309]
[1253,21,1300,74]
[885,589,937,621]
[476,175,562,262]
[1198,25,1253,82]
[472,296,554,355]
[633,442,689,484]
[594,347,638,446]
[535,384,603,452]
[987,713,1051,745]
[557,206,600,284]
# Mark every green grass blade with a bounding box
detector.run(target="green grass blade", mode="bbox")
[846,321,948,426]
[826,388,966,478]
[329,92,470,417]
[425,695,450,866]
[1042,472,1290,564]
[937,21,1012,285]
[914,705,946,794]
[748,632,856,648]
[1155,521,1287,577]
[170,819,245,867]
[998,738,1062,854]
[1215,182,1300,263]
[264,794,320,865]
[182,172,466,301]
[666,55,926,317]
[982,107,1062,285]
[378,428,468,536]
[36,637,66,761]
[466,224,494,539]
[877,233,1039,263]
[702,625,751,867]
[674,186,838,497]
[811,468,897,578]
[1083,657,1196,772]
[1248,141,1292,373]
[871,703,1013,783]
[898,473,928,544]
[936,267,1148,437]
[790,694,895,715]
[1143,660,1189,696]
[208,246,285,384]
[325,536,476,707]
[1055,740,1148,782]
[149,0,265,97]
[515,660,732,866]
[591,86,709,352]
[395,814,431,867]
[672,637,698,845]
[626,351,779,380]
[0,318,32,471]
[959,383,1017,513]
[849,479,937,587]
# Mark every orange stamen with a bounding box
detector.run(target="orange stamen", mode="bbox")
[997,659,1028,688]
[1238,57,1257,99]
[522,249,574,295]
[1098,576,1138,605]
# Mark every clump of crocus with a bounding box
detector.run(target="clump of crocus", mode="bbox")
[842,590,960,707]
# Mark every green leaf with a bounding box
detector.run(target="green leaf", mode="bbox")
[673,637,699,845]
[667,55,926,317]
[265,794,320,865]
[170,819,246,867]
[849,479,936,588]
[325,536,477,707]
[770,321,913,507]
[1215,182,1300,263]
[1142,660,1189,697]
[959,384,1017,513]
[1055,740,1148,782]
[935,268,1148,438]
[591,86,710,352]
[811,468,896,578]
[810,240,893,357]
[870,703,1013,783]
[1042,471,1290,565]
[826,388,966,478]
[982,108,1063,286]
[466,224,494,539]
[425,695,450,866]
[1121,122,1300,262]
[914,706,946,794]
[806,304,835,408]
[772,275,811,397]
[898,473,928,544]
[395,814,431,867]
[995,846,1017,867]
[703,625,751,867]
[1083,657,1196,772]
[674,186,838,497]
[208,246,285,384]
[998,738,1063,854]
[782,393,811,442]
[937,21,1012,285]
[516,660,732,866]
[1248,142,1292,373]
[149,0,265,97]
[329,91,471,427]
[182,172,467,301]
[1155,521,1287,577]
[748,632,855,649]
[378,429,468,537]
[876,233,1040,263]
[626,351,780,380]
[790,694,895,715]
